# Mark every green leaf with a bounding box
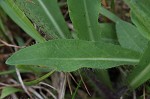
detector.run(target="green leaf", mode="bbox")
[100,23,117,40]
[100,23,118,44]
[99,7,148,53]
[0,70,16,75]
[116,20,148,53]
[100,6,121,23]
[94,70,112,89]
[131,11,150,40]
[0,0,45,43]
[0,87,22,99]
[83,69,113,91]
[72,80,81,99]
[126,0,150,40]
[14,0,71,39]
[17,65,53,73]
[127,42,150,89]
[67,0,101,41]
[24,69,55,86]
[6,39,140,72]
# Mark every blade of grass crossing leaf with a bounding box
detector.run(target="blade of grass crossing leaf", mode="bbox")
[17,65,53,73]
[0,0,45,42]
[6,39,140,72]
[128,42,150,89]
[24,69,56,86]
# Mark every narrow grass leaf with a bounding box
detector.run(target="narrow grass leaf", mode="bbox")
[116,20,148,53]
[100,6,121,23]
[0,87,22,99]
[17,65,53,73]
[0,0,45,42]
[14,0,71,39]
[94,70,113,89]
[67,0,101,41]
[72,80,82,99]
[24,69,55,86]
[6,39,140,72]
[127,42,150,89]
[0,70,16,75]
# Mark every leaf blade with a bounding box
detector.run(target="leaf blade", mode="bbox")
[24,69,55,86]
[14,0,71,39]
[0,0,45,42]
[68,0,101,41]
[116,20,148,53]
[127,42,150,89]
[125,0,150,40]
[99,7,148,53]
[0,87,22,99]
[6,39,140,72]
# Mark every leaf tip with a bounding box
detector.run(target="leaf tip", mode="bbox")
[5,55,15,65]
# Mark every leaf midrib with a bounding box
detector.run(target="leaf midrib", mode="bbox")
[10,57,139,63]
[37,0,66,38]
[83,0,94,41]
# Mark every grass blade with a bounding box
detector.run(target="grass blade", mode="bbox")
[72,80,81,99]
[100,6,121,23]
[14,0,71,39]
[127,42,150,89]
[0,87,22,99]
[24,69,55,86]
[0,0,45,42]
